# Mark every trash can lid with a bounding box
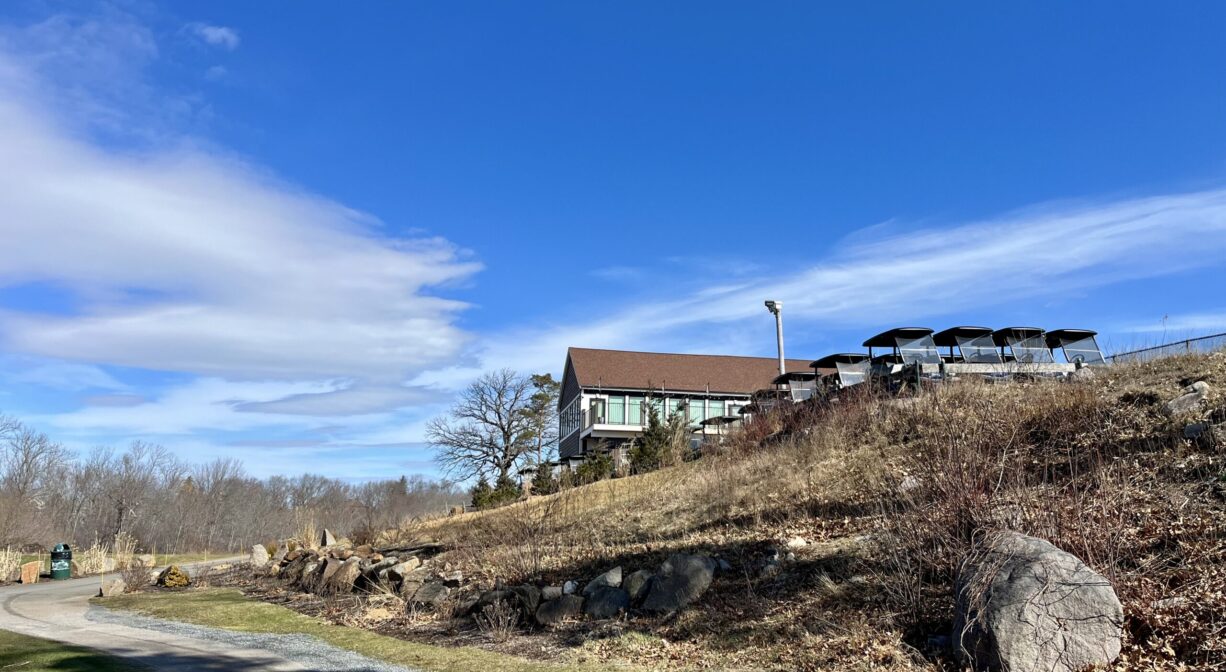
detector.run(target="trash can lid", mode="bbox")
[52,543,71,552]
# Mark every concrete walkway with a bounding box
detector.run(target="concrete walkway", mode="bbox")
[0,560,413,671]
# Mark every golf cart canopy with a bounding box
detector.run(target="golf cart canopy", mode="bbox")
[771,370,816,402]
[992,327,1054,363]
[1045,329,1105,365]
[863,327,941,366]
[771,371,817,385]
[812,353,871,389]
[810,353,869,368]
[932,326,1002,364]
[700,415,742,427]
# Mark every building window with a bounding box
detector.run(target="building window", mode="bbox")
[709,400,725,419]
[688,399,705,424]
[608,396,626,424]
[628,396,644,425]
[668,399,685,419]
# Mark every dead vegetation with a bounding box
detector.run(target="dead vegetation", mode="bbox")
[231,351,1224,670]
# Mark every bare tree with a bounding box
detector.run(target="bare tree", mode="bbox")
[427,369,536,482]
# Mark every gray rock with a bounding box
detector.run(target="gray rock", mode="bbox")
[953,532,1123,672]
[410,581,450,606]
[249,544,270,568]
[509,585,541,615]
[474,589,511,613]
[583,566,622,596]
[535,594,584,625]
[320,528,337,547]
[641,554,716,612]
[583,586,629,619]
[562,580,578,595]
[318,557,343,587]
[715,558,733,573]
[541,586,564,601]
[271,544,289,564]
[439,569,463,587]
[98,577,125,597]
[387,557,421,581]
[1167,381,1211,415]
[623,569,653,603]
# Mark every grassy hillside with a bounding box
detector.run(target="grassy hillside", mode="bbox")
[408,352,1224,670]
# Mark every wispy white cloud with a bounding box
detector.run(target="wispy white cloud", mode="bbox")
[0,57,480,384]
[1121,310,1226,334]
[476,189,1226,376]
[186,23,239,51]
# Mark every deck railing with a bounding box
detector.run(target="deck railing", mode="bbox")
[1107,332,1226,362]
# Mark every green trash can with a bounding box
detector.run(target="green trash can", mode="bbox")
[50,543,72,580]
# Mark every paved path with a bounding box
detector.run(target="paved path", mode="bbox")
[0,560,413,671]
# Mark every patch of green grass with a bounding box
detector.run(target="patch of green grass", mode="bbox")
[154,553,222,566]
[0,629,146,671]
[95,588,621,672]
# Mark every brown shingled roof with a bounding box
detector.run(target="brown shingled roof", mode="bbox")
[566,347,814,395]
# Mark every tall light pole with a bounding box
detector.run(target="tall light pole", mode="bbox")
[764,300,785,376]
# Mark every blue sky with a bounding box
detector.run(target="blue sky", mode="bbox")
[2,1,1225,480]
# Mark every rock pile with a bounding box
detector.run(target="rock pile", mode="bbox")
[266,540,724,628]
[267,539,448,603]
[469,552,722,628]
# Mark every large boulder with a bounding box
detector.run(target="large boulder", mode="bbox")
[954,532,1123,672]
[624,569,653,604]
[583,586,630,619]
[326,557,362,593]
[509,585,542,616]
[19,561,40,584]
[410,581,450,607]
[641,554,716,612]
[536,594,585,626]
[1167,381,1211,415]
[250,544,270,567]
[583,566,622,596]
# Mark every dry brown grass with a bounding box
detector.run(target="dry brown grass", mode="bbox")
[379,352,1226,669]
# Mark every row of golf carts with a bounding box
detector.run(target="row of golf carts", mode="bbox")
[741,327,1105,415]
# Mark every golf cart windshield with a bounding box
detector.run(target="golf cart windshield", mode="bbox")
[958,334,1002,363]
[896,334,941,365]
[836,360,869,386]
[1060,336,1105,364]
[1010,334,1055,363]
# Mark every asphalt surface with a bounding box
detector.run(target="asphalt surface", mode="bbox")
[0,560,415,671]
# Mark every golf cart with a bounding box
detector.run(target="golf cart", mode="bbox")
[1045,329,1106,366]
[863,327,943,388]
[810,353,871,395]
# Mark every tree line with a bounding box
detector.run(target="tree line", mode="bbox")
[0,414,466,553]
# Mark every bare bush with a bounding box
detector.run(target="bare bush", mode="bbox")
[120,563,152,592]
[474,600,520,642]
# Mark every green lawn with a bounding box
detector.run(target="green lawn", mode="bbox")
[0,629,146,671]
[96,588,623,672]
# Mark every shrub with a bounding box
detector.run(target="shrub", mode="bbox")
[530,464,558,495]
[472,474,521,510]
[120,563,152,592]
[474,600,519,642]
[574,452,612,485]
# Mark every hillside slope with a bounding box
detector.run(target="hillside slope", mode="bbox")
[409,352,1225,670]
